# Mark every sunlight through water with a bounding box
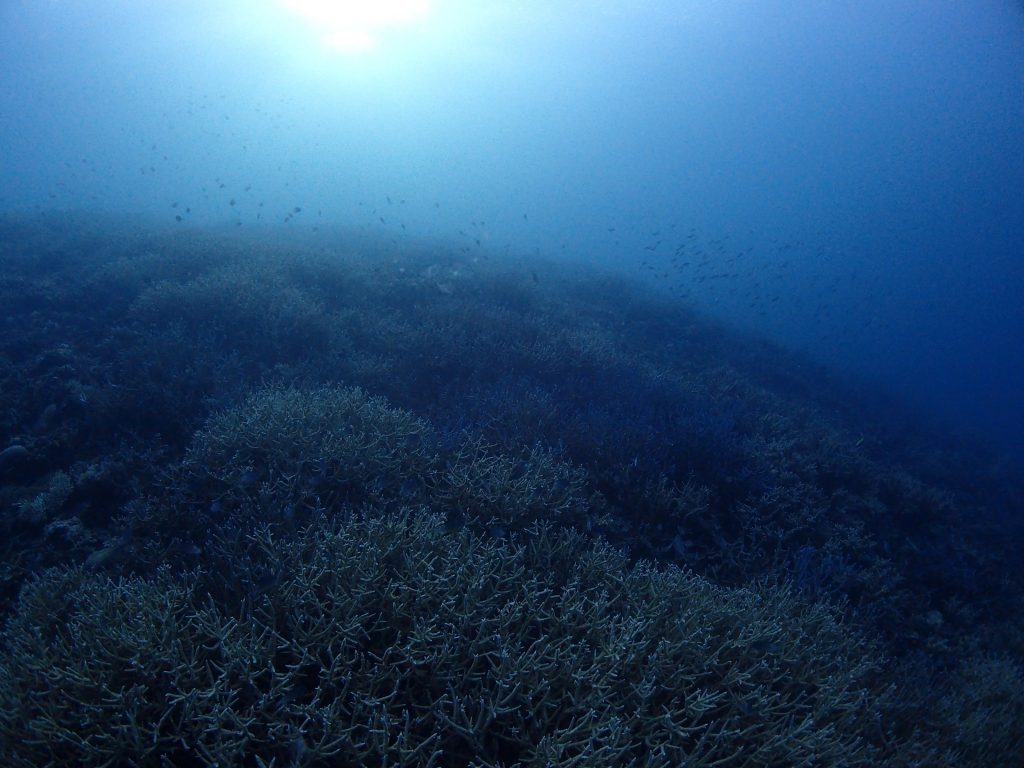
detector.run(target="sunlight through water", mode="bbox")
[279,0,432,53]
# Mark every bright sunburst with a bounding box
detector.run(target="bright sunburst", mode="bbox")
[279,0,432,53]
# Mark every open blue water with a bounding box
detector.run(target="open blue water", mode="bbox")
[2,0,1021,462]
[2,4,1024,764]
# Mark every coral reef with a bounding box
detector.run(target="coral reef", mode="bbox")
[1,214,1023,764]
[0,512,897,767]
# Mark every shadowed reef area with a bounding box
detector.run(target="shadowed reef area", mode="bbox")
[0,212,1022,766]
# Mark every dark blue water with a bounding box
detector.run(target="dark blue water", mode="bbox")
[2,3,1024,764]
[2,0,1021,461]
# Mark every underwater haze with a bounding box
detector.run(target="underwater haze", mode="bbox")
[5,2,1024,766]
[2,0,1023,460]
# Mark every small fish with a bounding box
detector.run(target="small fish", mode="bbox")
[238,469,259,489]
[85,542,125,569]
[0,444,29,469]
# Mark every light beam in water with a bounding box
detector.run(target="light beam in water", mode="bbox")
[279,0,432,53]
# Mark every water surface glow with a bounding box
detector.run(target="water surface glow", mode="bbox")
[279,0,433,53]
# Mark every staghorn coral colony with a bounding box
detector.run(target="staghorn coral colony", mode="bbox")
[0,213,1022,766]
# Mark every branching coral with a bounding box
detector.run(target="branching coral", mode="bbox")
[431,436,594,533]
[183,384,435,512]
[0,512,897,767]
[127,385,595,566]
[3,218,1024,765]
